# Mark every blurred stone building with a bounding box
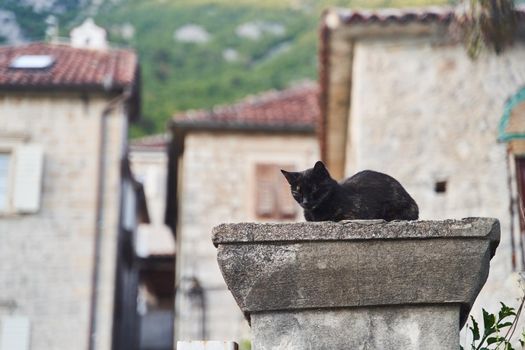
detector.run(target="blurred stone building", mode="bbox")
[165,83,319,342]
[129,134,176,350]
[0,21,148,350]
[319,6,525,319]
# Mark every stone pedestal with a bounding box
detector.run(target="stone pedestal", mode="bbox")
[212,218,500,350]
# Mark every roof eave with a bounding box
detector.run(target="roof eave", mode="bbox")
[0,74,141,122]
[169,119,316,134]
[0,83,129,94]
[323,7,454,40]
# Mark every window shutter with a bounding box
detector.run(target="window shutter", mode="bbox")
[255,164,276,218]
[0,316,30,350]
[13,144,44,213]
[276,167,297,219]
[255,163,297,220]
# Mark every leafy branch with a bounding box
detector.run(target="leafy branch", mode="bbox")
[462,297,525,350]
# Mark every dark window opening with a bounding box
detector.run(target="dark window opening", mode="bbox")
[434,181,447,194]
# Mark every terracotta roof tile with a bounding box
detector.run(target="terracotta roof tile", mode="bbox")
[325,6,525,29]
[0,42,137,91]
[338,7,454,24]
[172,82,319,131]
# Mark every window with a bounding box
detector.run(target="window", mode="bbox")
[255,163,297,220]
[434,180,447,194]
[0,142,44,215]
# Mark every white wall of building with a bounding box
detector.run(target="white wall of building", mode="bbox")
[345,38,525,318]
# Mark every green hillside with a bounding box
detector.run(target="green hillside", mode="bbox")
[1,0,452,137]
[95,0,453,137]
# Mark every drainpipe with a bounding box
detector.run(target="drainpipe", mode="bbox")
[88,87,132,350]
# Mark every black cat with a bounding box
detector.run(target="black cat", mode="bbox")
[281,161,419,222]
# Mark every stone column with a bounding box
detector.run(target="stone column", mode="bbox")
[212,218,500,350]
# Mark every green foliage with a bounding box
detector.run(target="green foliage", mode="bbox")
[92,0,451,136]
[93,0,320,136]
[0,0,84,40]
[463,301,524,350]
[239,339,251,350]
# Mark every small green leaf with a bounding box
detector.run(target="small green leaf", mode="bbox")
[486,336,502,345]
[498,321,513,328]
[498,302,516,320]
[470,315,480,341]
[482,309,496,335]
[505,342,515,350]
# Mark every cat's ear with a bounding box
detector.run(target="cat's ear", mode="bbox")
[281,170,300,185]
[313,161,330,178]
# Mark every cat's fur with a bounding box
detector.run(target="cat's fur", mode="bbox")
[281,161,419,222]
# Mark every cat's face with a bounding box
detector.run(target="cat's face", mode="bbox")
[281,161,335,210]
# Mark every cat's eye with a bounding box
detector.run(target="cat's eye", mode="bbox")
[291,186,300,193]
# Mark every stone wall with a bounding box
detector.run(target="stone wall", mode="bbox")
[346,38,525,317]
[0,92,127,350]
[176,131,318,342]
[130,149,174,256]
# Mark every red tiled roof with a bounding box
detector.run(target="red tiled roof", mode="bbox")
[0,42,138,91]
[324,5,525,27]
[171,82,319,131]
[328,7,455,26]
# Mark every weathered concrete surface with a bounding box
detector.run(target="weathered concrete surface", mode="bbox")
[214,218,499,326]
[251,305,459,350]
[213,218,500,244]
[214,219,500,349]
